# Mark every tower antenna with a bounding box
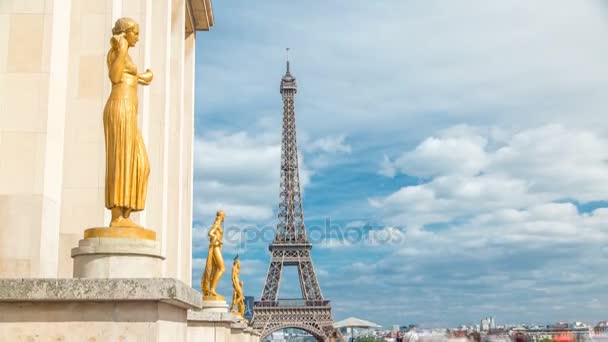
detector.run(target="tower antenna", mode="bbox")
[285,48,290,74]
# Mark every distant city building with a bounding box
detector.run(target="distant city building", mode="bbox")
[269,331,286,341]
[521,322,591,342]
[365,320,601,342]
[244,296,254,321]
[480,316,496,332]
[594,321,608,335]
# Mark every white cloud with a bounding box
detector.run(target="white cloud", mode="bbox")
[197,0,608,140]
[303,134,351,154]
[352,124,608,324]
[239,259,268,276]
[318,238,353,250]
[371,174,535,228]
[193,131,281,224]
[192,225,208,255]
[388,132,489,178]
[374,124,608,227]
[367,226,407,246]
[300,134,352,170]
[378,155,396,178]
[345,220,368,228]
[489,125,608,201]
[331,202,608,325]
[194,130,354,224]
[192,257,205,274]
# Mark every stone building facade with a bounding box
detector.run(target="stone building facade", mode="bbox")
[0,0,212,285]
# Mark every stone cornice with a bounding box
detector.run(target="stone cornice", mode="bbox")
[187,309,239,323]
[188,0,214,31]
[0,278,203,310]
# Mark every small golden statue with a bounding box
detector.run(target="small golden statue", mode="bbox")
[85,17,155,241]
[230,255,246,319]
[104,17,153,228]
[201,210,226,300]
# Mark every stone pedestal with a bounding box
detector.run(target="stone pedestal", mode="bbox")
[230,320,248,342]
[0,278,202,341]
[71,237,164,278]
[187,309,241,342]
[187,294,261,341]
[245,327,262,342]
[202,299,230,313]
[187,309,260,342]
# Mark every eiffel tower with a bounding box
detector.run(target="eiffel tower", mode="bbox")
[251,52,337,341]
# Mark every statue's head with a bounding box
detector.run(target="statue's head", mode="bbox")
[216,210,225,222]
[112,17,139,47]
[233,254,240,266]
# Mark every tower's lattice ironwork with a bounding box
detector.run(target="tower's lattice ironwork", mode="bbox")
[251,54,337,341]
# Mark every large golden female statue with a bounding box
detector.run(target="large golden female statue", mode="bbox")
[104,17,153,228]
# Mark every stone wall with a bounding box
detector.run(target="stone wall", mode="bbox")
[0,278,202,341]
[188,310,261,342]
[0,0,207,285]
[0,279,260,341]
[0,302,188,341]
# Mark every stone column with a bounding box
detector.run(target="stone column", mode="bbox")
[162,0,187,283]
[181,22,196,287]
[0,0,71,278]
[56,0,113,278]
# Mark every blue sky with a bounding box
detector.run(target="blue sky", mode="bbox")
[191,0,608,328]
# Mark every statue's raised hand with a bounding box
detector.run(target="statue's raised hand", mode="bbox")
[110,33,128,52]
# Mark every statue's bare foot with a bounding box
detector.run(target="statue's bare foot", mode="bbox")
[110,217,142,228]
[110,216,126,227]
[121,217,142,228]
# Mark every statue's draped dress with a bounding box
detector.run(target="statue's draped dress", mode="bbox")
[103,50,149,211]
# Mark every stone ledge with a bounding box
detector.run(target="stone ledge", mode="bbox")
[188,0,214,31]
[0,278,202,310]
[71,237,163,258]
[231,321,248,329]
[187,309,240,323]
[245,327,262,336]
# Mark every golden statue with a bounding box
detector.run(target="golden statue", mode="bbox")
[230,255,246,319]
[201,210,226,300]
[104,17,152,228]
[84,17,155,241]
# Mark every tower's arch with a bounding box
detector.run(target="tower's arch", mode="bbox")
[261,324,325,341]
